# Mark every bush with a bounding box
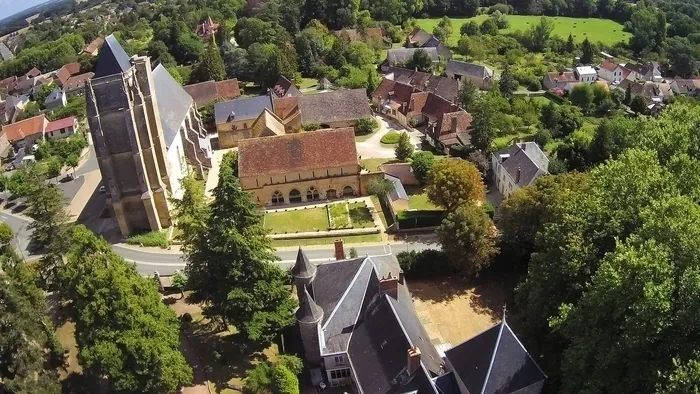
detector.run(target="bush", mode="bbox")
[397,210,446,229]
[483,202,495,219]
[302,123,321,131]
[411,151,435,185]
[356,117,379,135]
[380,131,400,144]
[397,249,451,279]
[534,129,552,147]
[126,230,170,249]
[181,313,193,323]
[527,78,542,91]
[488,3,512,14]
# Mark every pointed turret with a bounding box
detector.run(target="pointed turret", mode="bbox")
[296,286,324,323]
[292,248,316,284]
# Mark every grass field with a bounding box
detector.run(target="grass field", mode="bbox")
[348,202,376,228]
[265,207,329,233]
[405,186,441,211]
[416,15,630,46]
[272,234,382,247]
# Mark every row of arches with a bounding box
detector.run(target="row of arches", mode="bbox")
[271,186,355,205]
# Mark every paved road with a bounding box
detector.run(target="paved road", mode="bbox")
[1,209,435,275]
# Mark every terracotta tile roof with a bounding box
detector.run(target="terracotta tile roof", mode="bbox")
[439,111,472,134]
[183,78,241,107]
[0,76,17,90]
[84,37,105,55]
[371,79,416,106]
[63,72,94,93]
[238,128,358,177]
[46,116,76,132]
[408,91,429,115]
[599,59,620,72]
[2,114,47,143]
[56,62,81,85]
[334,28,390,43]
[272,96,300,119]
[196,16,220,37]
[546,72,577,84]
[298,89,372,124]
[25,68,42,78]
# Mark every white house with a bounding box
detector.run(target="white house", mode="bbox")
[45,116,77,140]
[575,66,597,83]
[491,142,549,198]
[597,59,628,83]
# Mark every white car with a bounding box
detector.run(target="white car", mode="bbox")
[99,185,106,193]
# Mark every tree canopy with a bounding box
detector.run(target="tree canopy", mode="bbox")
[426,158,485,210]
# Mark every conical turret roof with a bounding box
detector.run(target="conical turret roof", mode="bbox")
[292,248,316,280]
[296,286,323,323]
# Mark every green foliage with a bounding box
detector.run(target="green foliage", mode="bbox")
[380,131,401,144]
[302,123,321,131]
[498,64,518,98]
[0,223,12,246]
[460,21,481,36]
[183,152,296,342]
[356,117,379,135]
[630,94,649,114]
[469,95,497,152]
[426,158,485,210]
[47,96,86,121]
[580,37,595,64]
[458,79,478,111]
[195,38,227,82]
[172,173,209,251]
[405,48,433,72]
[0,34,84,80]
[62,226,193,393]
[534,129,552,147]
[411,151,435,185]
[490,10,509,29]
[245,355,303,394]
[480,18,499,35]
[367,178,396,197]
[437,203,498,276]
[394,132,414,161]
[397,249,451,278]
[126,230,170,249]
[540,102,583,138]
[568,83,594,114]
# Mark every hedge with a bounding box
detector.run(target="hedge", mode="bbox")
[126,230,170,249]
[397,249,451,279]
[397,210,446,229]
[380,131,401,144]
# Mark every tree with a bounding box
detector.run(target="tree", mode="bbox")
[490,10,509,29]
[540,103,583,138]
[528,16,554,52]
[437,203,497,275]
[395,132,414,161]
[172,172,210,251]
[667,37,698,78]
[221,44,250,80]
[0,222,12,246]
[367,178,396,197]
[534,129,552,147]
[566,33,575,52]
[469,96,497,152]
[455,0,480,17]
[458,78,478,111]
[36,83,55,109]
[580,37,595,64]
[569,83,594,114]
[426,158,485,210]
[65,153,79,175]
[480,18,498,35]
[184,152,295,341]
[245,355,303,394]
[411,151,435,185]
[460,21,480,36]
[62,226,193,394]
[406,48,432,72]
[46,156,62,181]
[498,64,518,98]
[195,38,226,82]
[171,270,187,298]
[630,94,649,115]
[432,16,452,43]
[356,117,379,136]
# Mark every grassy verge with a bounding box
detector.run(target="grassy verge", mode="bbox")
[380,131,401,144]
[348,202,375,228]
[405,187,441,211]
[361,158,395,173]
[272,234,383,248]
[370,195,391,229]
[328,202,351,229]
[126,230,170,249]
[265,207,329,234]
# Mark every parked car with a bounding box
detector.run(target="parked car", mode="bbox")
[99,185,106,193]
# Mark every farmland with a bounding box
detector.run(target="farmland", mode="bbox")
[416,15,630,46]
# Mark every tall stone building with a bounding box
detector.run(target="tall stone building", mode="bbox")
[86,34,212,236]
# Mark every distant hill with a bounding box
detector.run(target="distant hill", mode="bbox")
[0,0,72,36]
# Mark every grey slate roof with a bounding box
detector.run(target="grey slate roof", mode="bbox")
[446,60,493,79]
[298,88,372,125]
[312,257,366,325]
[445,321,546,394]
[152,64,193,147]
[386,47,439,66]
[214,95,273,124]
[0,43,13,62]
[94,34,132,79]
[292,248,316,280]
[495,142,548,186]
[45,86,64,104]
[297,287,324,323]
[385,173,408,202]
[434,371,460,394]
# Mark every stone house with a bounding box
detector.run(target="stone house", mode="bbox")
[45,116,77,140]
[491,142,549,198]
[83,37,105,56]
[334,27,392,49]
[296,88,372,129]
[383,47,439,72]
[445,60,493,90]
[575,66,597,83]
[238,128,360,205]
[624,61,662,82]
[215,94,274,148]
[63,72,94,97]
[271,75,302,98]
[406,27,452,60]
[384,66,459,103]
[183,78,241,108]
[44,86,67,112]
[543,71,578,90]
[55,62,82,86]
[670,78,700,96]
[1,114,48,148]
[195,16,220,38]
[596,59,629,83]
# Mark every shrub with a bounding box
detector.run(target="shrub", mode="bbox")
[527,78,542,91]
[356,117,379,135]
[483,202,495,219]
[488,3,512,14]
[126,230,170,249]
[534,129,552,147]
[411,151,435,185]
[380,131,401,144]
[181,312,193,323]
[397,249,451,279]
[302,123,321,131]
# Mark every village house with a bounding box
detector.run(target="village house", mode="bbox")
[1,94,29,124]
[543,71,578,90]
[1,114,48,148]
[271,75,302,98]
[183,78,241,108]
[63,72,94,97]
[491,141,549,198]
[0,43,14,62]
[45,116,77,140]
[83,37,105,56]
[334,27,392,49]
[624,61,662,82]
[406,27,452,60]
[445,60,494,90]
[596,59,629,83]
[0,129,10,159]
[54,62,82,86]
[383,47,439,72]
[44,86,67,111]
[383,66,459,103]
[237,128,360,205]
[214,94,274,148]
[670,77,700,96]
[295,88,372,129]
[575,66,597,83]
[195,16,220,38]
[291,247,547,393]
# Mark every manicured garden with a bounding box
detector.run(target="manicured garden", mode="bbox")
[264,201,377,234]
[380,131,401,145]
[416,15,630,46]
[271,234,382,247]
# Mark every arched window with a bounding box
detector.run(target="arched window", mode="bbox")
[306,186,320,201]
[343,186,354,197]
[289,189,302,203]
[326,189,337,199]
[271,191,284,204]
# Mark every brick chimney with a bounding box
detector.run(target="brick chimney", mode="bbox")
[334,239,345,260]
[380,272,399,299]
[516,167,521,183]
[398,270,405,285]
[407,346,421,374]
[451,115,458,134]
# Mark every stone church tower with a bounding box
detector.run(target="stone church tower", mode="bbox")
[86,34,172,236]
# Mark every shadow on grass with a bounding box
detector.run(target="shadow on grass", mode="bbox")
[349,204,374,228]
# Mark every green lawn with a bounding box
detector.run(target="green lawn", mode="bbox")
[328,203,352,229]
[416,15,630,46]
[272,234,382,247]
[348,202,375,228]
[361,158,394,173]
[405,187,441,211]
[298,77,318,89]
[264,207,329,234]
[492,129,537,151]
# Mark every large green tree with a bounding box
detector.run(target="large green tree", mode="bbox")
[183,152,296,342]
[426,158,485,211]
[195,38,227,82]
[437,203,498,275]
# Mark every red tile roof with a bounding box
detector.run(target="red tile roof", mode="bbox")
[183,78,241,107]
[334,28,389,43]
[63,72,94,92]
[1,114,47,142]
[599,59,620,72]
[84,37,105,55]
[46,116,76,132]
[56,62,82,85]
[546,71,577,84]
[238,128,358,177]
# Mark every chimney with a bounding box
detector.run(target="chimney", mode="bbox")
[516,167,521,183]
[398,270,405,285]
[409,96,414,111]
[334,239,345,260]
[380,272,399,299]
[407,346,421,374]
[402,102,407,112]
[451,116,458,134]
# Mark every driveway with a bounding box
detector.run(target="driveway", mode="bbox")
[356,115,422,159]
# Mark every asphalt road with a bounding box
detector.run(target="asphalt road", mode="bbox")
[1,209,435,275]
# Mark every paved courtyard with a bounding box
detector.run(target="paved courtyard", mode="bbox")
[356,115,422,159]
